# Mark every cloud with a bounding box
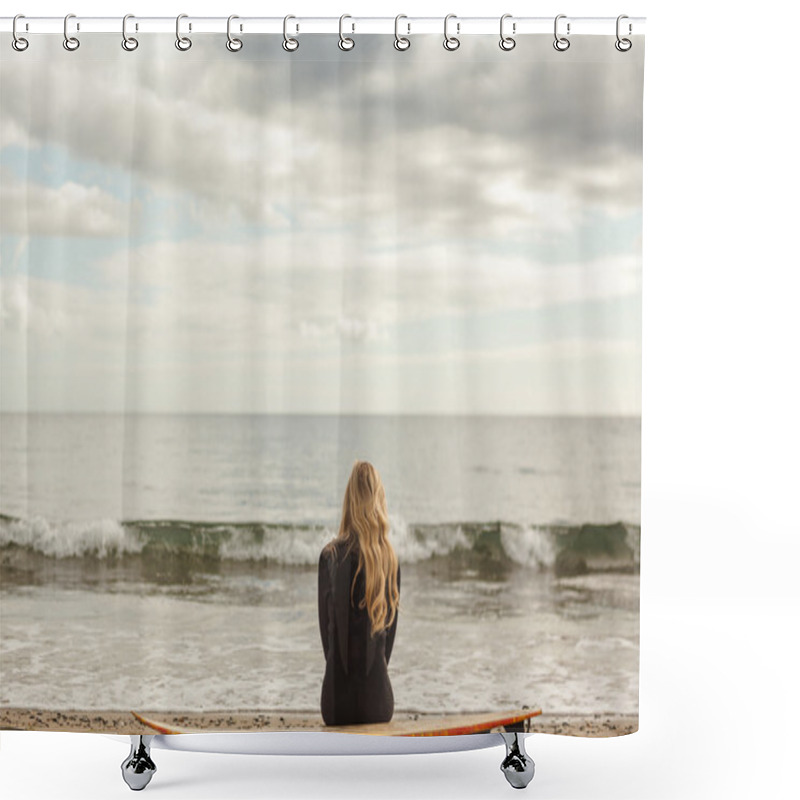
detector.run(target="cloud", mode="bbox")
[0,171,137,237]
[1,34,643,242]
[1,273,85,338]
[300,316,388,343]
[0,34,643,415]
[90,231,641,326]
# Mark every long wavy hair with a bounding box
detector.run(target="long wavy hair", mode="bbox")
[326,460,400,636]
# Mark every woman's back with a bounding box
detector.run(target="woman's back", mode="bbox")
[318,540,400,725]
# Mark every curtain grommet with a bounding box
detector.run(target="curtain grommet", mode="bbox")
[63,13,80,51]
[226,15,243,52]
[394,15,410,51]
[121,14,139,51]
[282,15,299,51]
[499,14,516,51]
[175,14,192,51]
[553,14,570,52]
[338,14,355,51]
[615,15,633,51]
[443,14,460,51]
[12,14,29,51]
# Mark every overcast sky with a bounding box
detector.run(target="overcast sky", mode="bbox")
[0,34,643,415]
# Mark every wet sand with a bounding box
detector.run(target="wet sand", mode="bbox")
[0,707,637,737]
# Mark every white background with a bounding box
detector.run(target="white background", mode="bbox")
[1,1,798,798]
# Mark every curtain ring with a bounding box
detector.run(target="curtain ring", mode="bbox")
[122,14,139,51]
[394,14,410,51]
[443,14,460,51]
[553,14,570,52]
[226,15,243,52]
[175,14,192,51]
[12,14,29,52]
[338,14,355,51]
[615,14,632,52]
[63,13,80,51]
[499,14,516,51]
[282,15,299,51]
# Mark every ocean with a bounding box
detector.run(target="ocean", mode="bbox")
[0,413,640,716]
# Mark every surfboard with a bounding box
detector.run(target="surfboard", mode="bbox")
[131,708,541,737]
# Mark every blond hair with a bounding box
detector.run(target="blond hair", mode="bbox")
[327,460,400,636]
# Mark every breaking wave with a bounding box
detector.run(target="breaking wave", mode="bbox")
[0,512,639,573]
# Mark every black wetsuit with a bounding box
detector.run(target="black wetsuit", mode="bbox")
[318,540,400,726]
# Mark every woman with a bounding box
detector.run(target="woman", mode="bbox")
[318,460,401,726]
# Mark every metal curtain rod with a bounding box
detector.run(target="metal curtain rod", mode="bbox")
[0,16,646,36]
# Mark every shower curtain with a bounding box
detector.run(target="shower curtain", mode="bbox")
[0,28,644,737]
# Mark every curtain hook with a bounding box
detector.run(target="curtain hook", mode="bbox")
[122,14,139,51]
[553,14,570,52]
[63,13,80,51]
[175,13,192,51]
[615,14,632,52]
[394,14,410,51]
[12,14,29,52]
[226,15,243,52]
[282,15,299,51]
[443,14,460,51]
[499,14,516,51]
[339,14,355,51]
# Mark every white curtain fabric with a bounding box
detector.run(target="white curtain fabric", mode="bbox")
[0,32,644,734]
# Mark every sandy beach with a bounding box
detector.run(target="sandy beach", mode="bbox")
[0,708,637,738]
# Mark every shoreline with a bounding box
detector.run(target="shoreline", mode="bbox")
[0,708,637,738]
